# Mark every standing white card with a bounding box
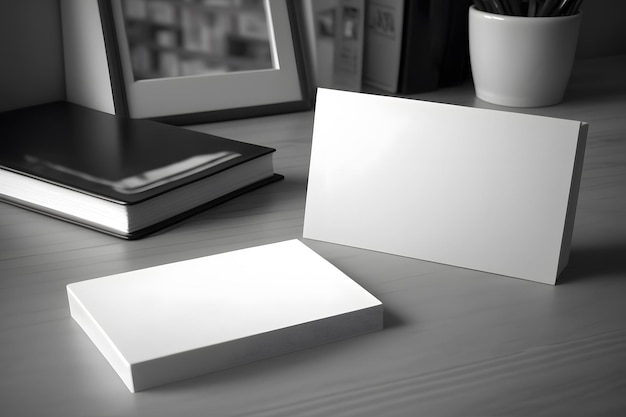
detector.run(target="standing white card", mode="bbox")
[68,239,382,392]
[303,88,588,284]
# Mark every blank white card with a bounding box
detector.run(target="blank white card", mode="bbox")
[303,88,588,284]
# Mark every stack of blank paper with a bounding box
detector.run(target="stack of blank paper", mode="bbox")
[303,88,588,285]
[67,239,383,392]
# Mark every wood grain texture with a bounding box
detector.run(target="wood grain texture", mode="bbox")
[1,55,626,416]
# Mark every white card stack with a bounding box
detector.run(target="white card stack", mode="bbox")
[68,239,383,392]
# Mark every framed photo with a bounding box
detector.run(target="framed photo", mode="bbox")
[96,0,313,124]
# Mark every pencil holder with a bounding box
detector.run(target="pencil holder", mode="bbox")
[469,5,582,107]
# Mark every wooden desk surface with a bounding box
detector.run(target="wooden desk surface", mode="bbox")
[2,55,625,416]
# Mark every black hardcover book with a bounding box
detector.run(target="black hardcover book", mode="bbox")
[397,0,440,94]
[397,0,471,94]
[0,102,282,239]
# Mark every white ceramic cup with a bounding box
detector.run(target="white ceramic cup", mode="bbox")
[469,6,582,107]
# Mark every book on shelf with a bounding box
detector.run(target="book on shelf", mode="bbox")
[67,239,383,392]
[362,0,405,92]
[363,0,470,94]
[303,0,366,92]
[0,101,282,239]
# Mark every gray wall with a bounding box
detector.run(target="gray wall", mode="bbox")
[1,0,625,113]
[0,1,65,112]
[577,0,626,59]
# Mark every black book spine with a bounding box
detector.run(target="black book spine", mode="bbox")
[397,0,471,94]
[438,0,472,87]
[397,0,440,94]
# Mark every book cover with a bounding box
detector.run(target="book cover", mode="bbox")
[362,0,405,92]
[304,0,365,92]
[67,239,383,392]
[396,0,441,94]
[363,0,470,94]
[397,0,471,94]
[0,101,281,238]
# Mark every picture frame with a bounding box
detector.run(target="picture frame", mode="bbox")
[95,0,314,125]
